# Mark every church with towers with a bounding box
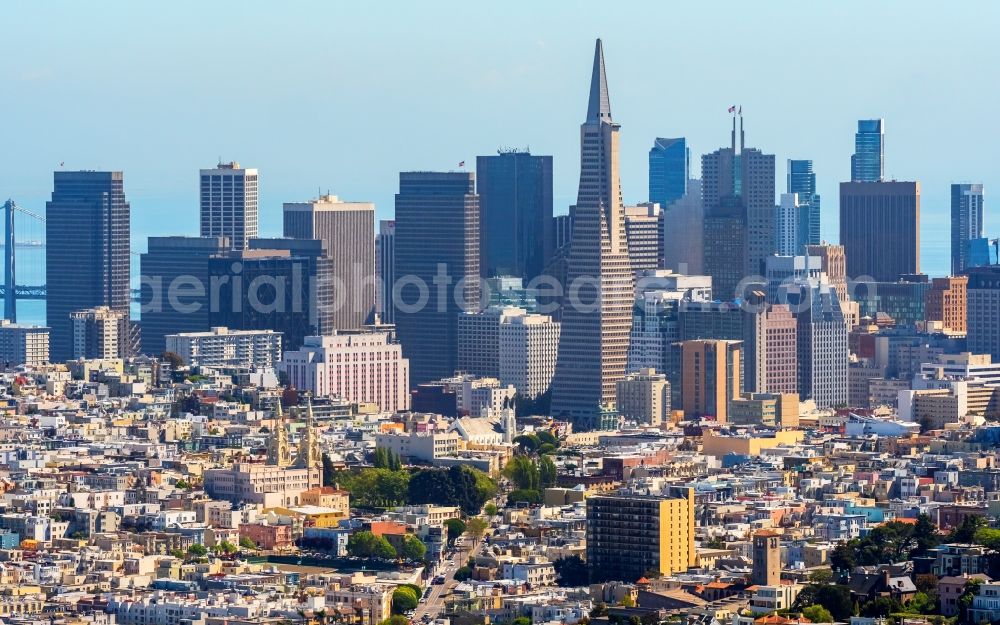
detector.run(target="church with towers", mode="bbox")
[204,400,323,506]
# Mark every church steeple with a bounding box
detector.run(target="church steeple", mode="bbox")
[267,401,291,467]
[586,38,612,124]
[296,399,321,470]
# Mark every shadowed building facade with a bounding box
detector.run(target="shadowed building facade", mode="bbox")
[394,172,481,385]
[839,181,920,282]
[46,171,131,361]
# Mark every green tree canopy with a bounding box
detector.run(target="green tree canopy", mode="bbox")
[801,605,833,623]
[401,534,427,561]
[347,531,397,559]
[553,555,588,587]
[466,517,488,540]
[391,587,419,613]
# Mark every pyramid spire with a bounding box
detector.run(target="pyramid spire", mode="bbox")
[586,38,612,123]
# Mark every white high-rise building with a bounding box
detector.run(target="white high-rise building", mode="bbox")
[775,193,800,256]
[0,320,49,366]
[499,312,561,400]
[70,306,128,360]
[281,330,410,413]
[200,161,259,250]
[166,327,282,369]
[458,306,527,378]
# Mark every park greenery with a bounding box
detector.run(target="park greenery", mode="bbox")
[329,462,497,515]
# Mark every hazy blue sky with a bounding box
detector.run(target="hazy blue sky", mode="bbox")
[2,1,998,276]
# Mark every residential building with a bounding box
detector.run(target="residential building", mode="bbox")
[787,159,821,246]
[967,265,1000,360]
[0,320,49,366]
[71,306,128,360]
[280,330,410,413]
[587,490,695,582]
[952,183,985,274]
[476,150,553,282]
[851,119,884,182]
[615,368,670,427]
[925,276,968,335]
[550,40,635,429]
[200,161,258,250]
[375,431,460,464]
[840,181,920,282]
[394,171,480,385]
[376,220,396,323]
[624,202,663,273]
[165,327,282,369]
[283,194,376,330]
[648,137,688,207]
[46,171,131,361]
[140,236,231,355]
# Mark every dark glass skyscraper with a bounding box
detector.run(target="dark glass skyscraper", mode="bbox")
[394,172,480,385]
[851,119,884,182]
[476,151,552,282]
[648,137,689,207]
[787,159,821,247]
[840,181,920,282]
[140,236,231,355]
[46,171,131,361]
[951,183,985,275]
[701,117,775,293]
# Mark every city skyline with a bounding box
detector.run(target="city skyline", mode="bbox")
[1,2,998,281]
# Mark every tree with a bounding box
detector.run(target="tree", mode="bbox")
[381,616,410,625]
[905,592,936,615]
[807,569,834,584]
[160,351,184,368]
[536,430,558,448]
[218,540,237,555]
[466,518,488,542]
[187,544,208,557]
[795,585,853,622]
[801,605,833,623]
[513,434,541,453]
[322,453,338,487]
[912,513,942,558]
[391,587,419,613]
[950,515,987,543]
[484,503,498,517]
[409,469,456,506]
[512,618,532,625]
[388,450,402,471]
[553,555,589,587]
[504,456,540,490]
[508,489,542,505]
[374,447,390,469]
[454,566,473,581]
[619,595,635,608]
[590,603,609,618]
[539,455,557,488]
[703,537,726,549]
[401,535,427,561]
[239,536,257,550]
[347,531,397,559]
[860,596,901,617]
[444,518,467,542]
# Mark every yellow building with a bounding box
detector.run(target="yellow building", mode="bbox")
[701,429,804,458]
[586,488,695,581]
[269,505,345,528]
[300,486,351,517]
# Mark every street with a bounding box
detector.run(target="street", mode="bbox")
[412,544,472,621]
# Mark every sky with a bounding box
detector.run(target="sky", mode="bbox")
[2,1,999,278]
